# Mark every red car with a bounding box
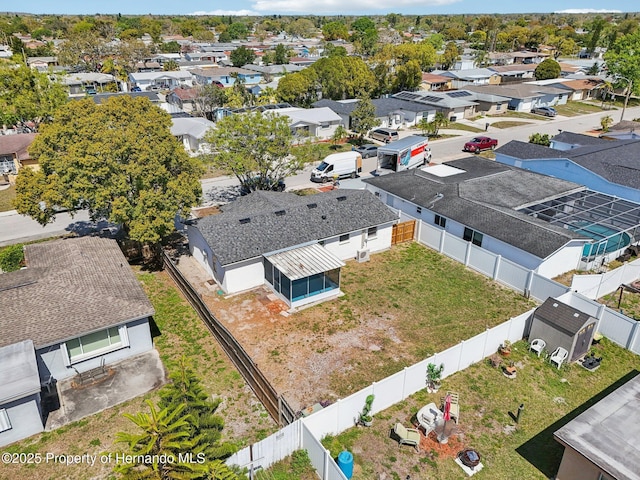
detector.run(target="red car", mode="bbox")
[463,136,498,153]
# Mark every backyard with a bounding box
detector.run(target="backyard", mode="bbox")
[0,270,276,480]
[0,184,15,212]
[197,242,537,411]
[321,337,640,480]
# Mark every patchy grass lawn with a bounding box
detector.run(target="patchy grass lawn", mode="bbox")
[554,102,608,116]
[0,270,275,480]
[0,184,16,212]
[323,338,640,480]
[490,121,534,129]
[442,123,484,133]
[600,286,640,319]
[488,111,548,121]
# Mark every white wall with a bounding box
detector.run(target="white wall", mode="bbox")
[187,226,215,280]
[0,394,43,447]
[322,225,393,261]
[537,241,583,278]
[37,318,153,380]
[221,258,264,294]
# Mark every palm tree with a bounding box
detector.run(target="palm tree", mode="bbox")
[331,125,348,147]
[601,115,613,132]
[598,80,614,110]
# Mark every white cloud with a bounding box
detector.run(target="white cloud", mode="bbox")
[251,0,459,14]
[191,9,260,15]
[554,9,622,14]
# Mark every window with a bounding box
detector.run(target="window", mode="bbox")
[463,227,483,247]
[416,206,422,214]
[374,192,380,197]
[339,234,349,244]
[63,326,129,365]
[367,227,377,240]
[434,215,446,228]
[496,103,502,111]
[0,409,11,433]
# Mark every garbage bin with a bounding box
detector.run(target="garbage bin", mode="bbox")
[450,116,457,122]
[337,451,353,479]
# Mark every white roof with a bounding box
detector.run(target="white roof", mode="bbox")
[62,72,116,85]
[170,117,215,139]
[129,71,193,81]
[264,243,345,280]
[275,107,341,126]
[0,340,41,404]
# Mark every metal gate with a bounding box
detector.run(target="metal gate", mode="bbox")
[392,220,416,244]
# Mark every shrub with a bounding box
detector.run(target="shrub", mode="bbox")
[0,244,24,272]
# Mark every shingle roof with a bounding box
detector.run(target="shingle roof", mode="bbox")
[313,98,431,116]
[496,140,568,159]
[192,189,398,265]
[0,237,155,349]
[553,132,610,147]
[363,158,585,259]
[534,298,594,335]
[0,133,36,161]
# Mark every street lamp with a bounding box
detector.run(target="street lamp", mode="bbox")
[616,75,633,122]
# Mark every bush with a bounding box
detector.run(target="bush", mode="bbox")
[0,244,24,272]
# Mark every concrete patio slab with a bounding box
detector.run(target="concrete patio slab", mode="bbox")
[45,349,166,430]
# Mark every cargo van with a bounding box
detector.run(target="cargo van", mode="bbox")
[310,151,363,183]
[377,135,431,172]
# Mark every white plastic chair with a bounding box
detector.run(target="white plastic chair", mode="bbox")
[529,339,546,357]
[550,347,569,369]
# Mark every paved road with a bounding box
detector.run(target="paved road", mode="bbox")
[2,105,639,247]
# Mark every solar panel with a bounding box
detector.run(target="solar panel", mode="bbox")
[421,96,443,103]
[395,92,420,100]
[447,91,472,98]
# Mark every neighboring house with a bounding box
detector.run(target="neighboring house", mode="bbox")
[361,157,624,279]
[495,137,640,203]
[90,91,161,106]
[191,67,262,87]
[466,83,568,111]
[26,56,57,71]
[551,78,603,101]
[170,116,214,154]
[0,237,155,447]
[242,63,306,80]
[166,86,199,113]
[420,73,453,91]
[489,64,537,83]
[186,189,398,308]
[554,374,640,480]
[313,98,434,130]
[435,68,501,88]
[0,133,38,183]
[600,120,640,141]
[511,51,548,64]
[392,90,478,121]
[273,107,342,140]
[128,71,194,91]
[61,72,119,97]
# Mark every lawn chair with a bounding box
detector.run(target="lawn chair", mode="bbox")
[550,347,569,369]
[442,391,460,424]
[391,423,421,451]
[529,338,546,357]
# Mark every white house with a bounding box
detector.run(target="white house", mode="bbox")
[170,116,215,154]
[186,189,398,308]
[273,107,343,140]
[128,71,194,91]
[0,237,156,447]
[363,157,596,279]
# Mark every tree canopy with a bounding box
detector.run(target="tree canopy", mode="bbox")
[350,96,380,137]
[229,45,256,67]
[14,96,202,245]
[312,56,375,100]
[604,29,640,98]
[204,111,302,192]
[534,58,561,80]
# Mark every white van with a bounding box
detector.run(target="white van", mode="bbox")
[310,151,363,183]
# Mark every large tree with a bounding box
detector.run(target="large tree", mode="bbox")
[534,58,561,80]
[14,96,202,245]
[350,96,380,138]
[56,31,111,71]
[312,56,375,100]
[229,45,256,67]
[604,29,640,118]
[276,68,318,107]
[204,111,302,192]
[0,61,67,128]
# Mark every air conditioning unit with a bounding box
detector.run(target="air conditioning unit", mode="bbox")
[357,249,370,263]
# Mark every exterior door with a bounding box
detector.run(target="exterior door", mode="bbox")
[572,323,595,361]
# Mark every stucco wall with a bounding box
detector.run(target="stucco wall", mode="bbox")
[555,444,604,480]
[221,258,264,294]
[36,318,153,381]
[0,394,43,447]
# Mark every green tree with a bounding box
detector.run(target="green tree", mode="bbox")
[56,32,110,71]
[276,69,318,107]
[274,43,289,65]
[0,62,67,128]
[0,244,24,272]
[393,59,422,92]
[312,56,375,100]
[350,17,378,56]
[350,96,380,139]
[158,357,237,461]
[417,117,430,136]
[604,29,640,120]
[322,21,349,41]
[439,42,460,70]
[600,115,613,132]
[331,125,348,146]
[204,111,302,192]
[194,83,227,118]
[427,111,449,137]
[230,45,256,67]
[534,58,561,80]
[163,59,179,71]
[226,22,249,40]
[529,132,551,146]
[286,18,315,38]
[14,97,202,246]
[160,40,181,53]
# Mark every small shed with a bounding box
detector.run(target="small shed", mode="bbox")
[529,298,597,362]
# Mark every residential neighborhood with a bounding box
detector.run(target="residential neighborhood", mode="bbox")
[1,5,640,480]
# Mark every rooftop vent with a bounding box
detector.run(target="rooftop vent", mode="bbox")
[239,218,251,224]
[275,210,286,216]
[552,302,558,307]
[337,196,347,202]
[573,312,580,317]
[307,203,317,209]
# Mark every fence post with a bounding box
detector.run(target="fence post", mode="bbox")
[524,270,534,299]
[457,340,465,371]
[464,242,472,266]
[482,328,490,357]
[492,255,501,280]
[627,321,640,351]
[323,449,330,480]
[439,228,446,253]
[402,366,408,399]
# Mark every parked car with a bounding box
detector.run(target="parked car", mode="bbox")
[239,176,286,195]
[355,144,378,158]
[531,106,557,117]
[370,128,399,143]
[463,136,498,153]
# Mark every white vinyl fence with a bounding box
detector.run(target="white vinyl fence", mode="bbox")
[570,257,640,299]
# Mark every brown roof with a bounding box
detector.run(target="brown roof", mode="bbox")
[561,79,603,91]
[0,133,37,161]
[0,237,154,348]
[421,73,451,83]
[170,86,198,101]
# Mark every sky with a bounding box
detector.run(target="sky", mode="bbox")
[5,1,639,17]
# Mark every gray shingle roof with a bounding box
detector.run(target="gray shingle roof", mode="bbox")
[192,189,398,265]
[498,138,640,190]
[553,132,611,147]
[0,237,155,349]
[363,158,585,259]
[534,298,594,336]
[313,97,431,116]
